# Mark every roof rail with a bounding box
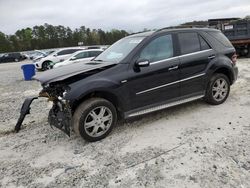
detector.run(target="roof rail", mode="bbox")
[156,27,171,32]
[129,30,153,35]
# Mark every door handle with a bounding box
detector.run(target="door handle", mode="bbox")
[208,55,215,60]
[168,65,179,71]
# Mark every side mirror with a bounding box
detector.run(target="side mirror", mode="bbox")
[135,59,150,67]
[70,57,77,61]
[53,54,57,57]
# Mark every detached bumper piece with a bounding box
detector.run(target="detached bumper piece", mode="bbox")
[15,97,72,136]
[15,97,38,132]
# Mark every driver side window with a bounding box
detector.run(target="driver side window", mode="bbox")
[139,34,173,63]
[75,52,88,59]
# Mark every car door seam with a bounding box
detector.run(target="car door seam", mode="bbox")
[136,73,205,95]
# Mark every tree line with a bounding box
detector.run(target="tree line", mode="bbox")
[0,23,129,53]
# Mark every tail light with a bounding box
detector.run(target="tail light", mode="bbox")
[231,53,237,65]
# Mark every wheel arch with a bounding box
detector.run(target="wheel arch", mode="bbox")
[42,60,52,69]
[71,90,124,119]
[213,67,234,85]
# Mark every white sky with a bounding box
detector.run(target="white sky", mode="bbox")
[0,0,250,34]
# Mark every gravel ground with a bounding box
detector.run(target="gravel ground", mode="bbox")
[0,59,250,188]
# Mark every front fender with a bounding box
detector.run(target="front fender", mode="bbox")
[66,79,120,100]
[64,78,128,111]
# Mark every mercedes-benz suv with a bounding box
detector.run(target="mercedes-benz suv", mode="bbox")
[16,28,238,142]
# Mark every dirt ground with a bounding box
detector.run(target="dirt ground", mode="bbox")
[0,59,250,188]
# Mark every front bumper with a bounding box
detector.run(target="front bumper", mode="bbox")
[34,62,42,70]
[15,96,72,136]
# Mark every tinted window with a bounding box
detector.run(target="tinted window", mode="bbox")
[199,35,211,50]
[57,50,70,56]
[208,31,233,47]
[139,35,173,62]
[69,49,81,53]
[9,53,20,58]
[57,49,80,56]
[87,46,100,49]
[75,52,88,59]
[89,51,102,57]
[178,32,200,55]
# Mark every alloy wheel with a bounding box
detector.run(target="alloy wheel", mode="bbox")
[212,78,228,102]
[84,106,113,137]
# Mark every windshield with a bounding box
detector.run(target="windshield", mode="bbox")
[94,36,145,63]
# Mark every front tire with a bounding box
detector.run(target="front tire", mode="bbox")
[205,73,230,105]
[42,61,51,71]
[73,98,117,142]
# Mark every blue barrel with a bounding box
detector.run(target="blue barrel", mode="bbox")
[21,64,36,81]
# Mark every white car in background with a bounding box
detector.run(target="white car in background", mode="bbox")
[53,49,103,68]
[28,50,47,60]
[34,48,83,71]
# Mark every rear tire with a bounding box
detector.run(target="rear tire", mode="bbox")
[73,98,117,142]
[204,73,230,105]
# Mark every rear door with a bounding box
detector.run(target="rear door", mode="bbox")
[177,32,215,97]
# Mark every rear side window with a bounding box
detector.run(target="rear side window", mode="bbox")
[178,32,200,54]
[75,52,88,59]
[208,31,233,47]
[139,34,173,62]
[199,35,211,50]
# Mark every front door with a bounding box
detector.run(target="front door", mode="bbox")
[126,34,181,111]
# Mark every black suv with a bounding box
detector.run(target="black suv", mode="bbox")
[16,28,238,142]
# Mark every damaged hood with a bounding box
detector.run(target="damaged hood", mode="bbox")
[33,61,116,84]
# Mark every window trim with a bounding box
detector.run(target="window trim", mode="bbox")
[150,49,213,65]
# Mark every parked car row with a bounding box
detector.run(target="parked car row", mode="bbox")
[0,52,26,63]
[0,46,106,65]
[33,47,104,70]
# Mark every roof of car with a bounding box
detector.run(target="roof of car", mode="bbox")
[128,28,219,38]
[73,49,103,53]
[126,31,154,38]
[157,27,219,32]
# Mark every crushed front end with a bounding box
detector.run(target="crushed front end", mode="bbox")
[15,60,117,136]
[15,83,72,136]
